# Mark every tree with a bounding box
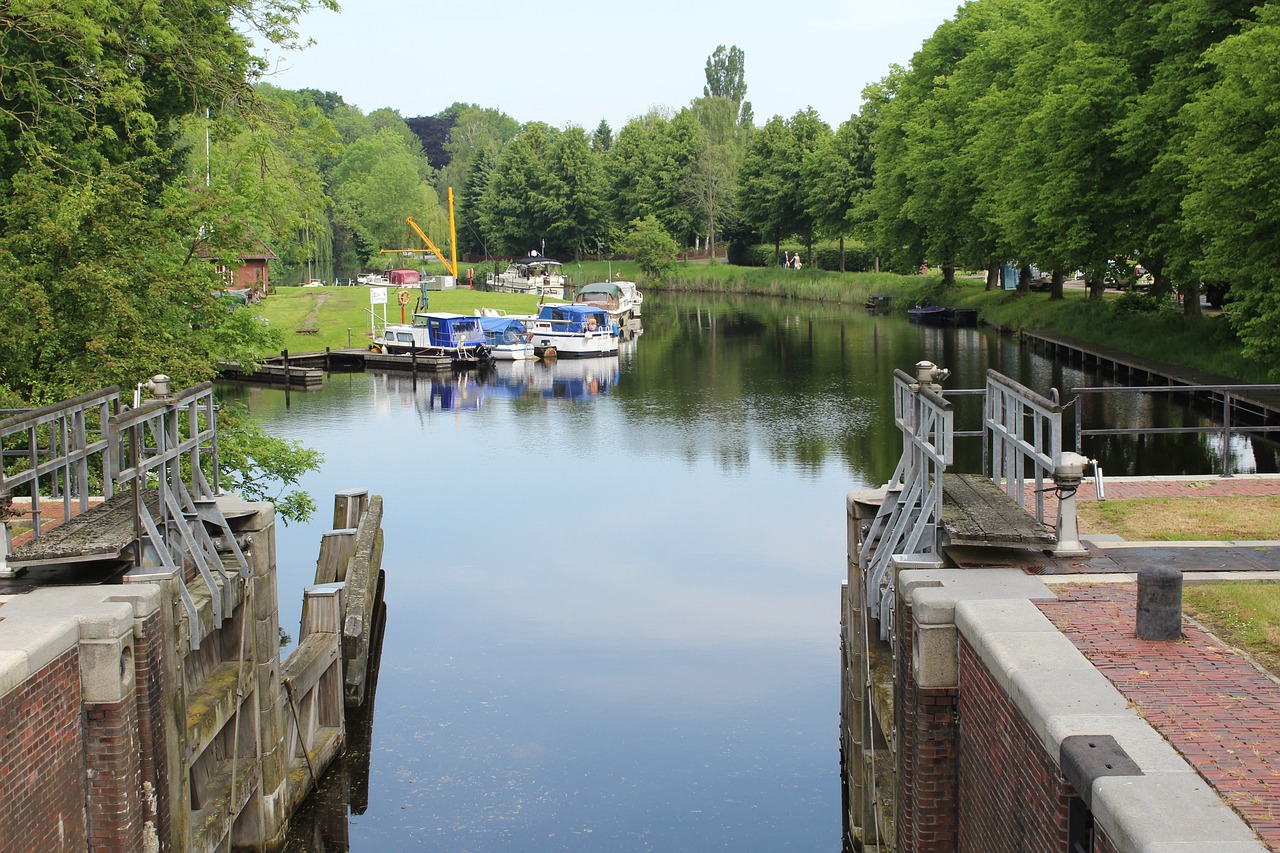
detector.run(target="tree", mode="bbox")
[592,120,614,152]
[804,114,873,271]
[624,215,680,280]
[738,110,830,263]
[1182,3,1280,368]
[541,127,608,258]
[704,44,752,125]
[479,123,557,256]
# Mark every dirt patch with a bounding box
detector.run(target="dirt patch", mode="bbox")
[299,292,329,332]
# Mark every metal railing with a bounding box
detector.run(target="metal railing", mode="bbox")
[1070,383,1280,477]
[0,387,120,539]
[860,369,954,640]
[986,370,1063,525]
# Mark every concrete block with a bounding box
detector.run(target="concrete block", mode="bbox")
[1042,713,1189,775]
[1009,668,1130,758]
[0,587,136,640]
[105,585,163,622]
[913,622,957,689]
[955,598,1059,637]
[902,568,1055,627]
[0,616,80,673]
[967,630,1094,694]
[79,636,134,704]
[1092,773,1267,852]
[0,649,28,697]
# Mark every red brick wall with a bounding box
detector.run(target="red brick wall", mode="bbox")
[896,597,960,853]
[957,635,1074,851]
[0,647,89,849]
[134,612,172,851]
[85,697,142,850]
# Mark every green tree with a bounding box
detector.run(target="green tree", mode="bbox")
[624,215,680,280]
[1182,3,1280,368]
[703,44,752,125]
[542,127,608,258]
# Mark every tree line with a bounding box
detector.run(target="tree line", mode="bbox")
[4,1,1280,406]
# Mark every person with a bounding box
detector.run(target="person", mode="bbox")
[793,254,803,270]
[783,250,791,268]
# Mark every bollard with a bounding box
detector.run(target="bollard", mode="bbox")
[1136,565,1182,640]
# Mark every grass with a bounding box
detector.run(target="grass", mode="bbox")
[1076,496,1280,541]
[1184,583,1280,676]
[261,284,549,354]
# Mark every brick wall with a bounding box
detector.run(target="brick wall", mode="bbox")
[958,635,1073,852]
[134,611,171,852]
[896,595,960,853]
[84,697,142,850]
[0,647,88,849]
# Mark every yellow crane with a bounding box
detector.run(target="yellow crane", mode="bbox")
[398,187,459,279]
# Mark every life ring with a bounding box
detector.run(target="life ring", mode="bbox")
[397,290,410,306]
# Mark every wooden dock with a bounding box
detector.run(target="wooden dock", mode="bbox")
[941,472,1056,550]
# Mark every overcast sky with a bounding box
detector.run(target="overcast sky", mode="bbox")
[258,0,962,131]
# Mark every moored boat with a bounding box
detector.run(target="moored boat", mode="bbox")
[478,316,536,361]
[486,253,566,299]
[369,312,492,367]
[574,280,643,321]
[908,305,979,327]
[527,304,618,358]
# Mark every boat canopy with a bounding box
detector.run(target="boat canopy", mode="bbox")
[512,254,561,268]
[577,281,621,298]
[478,317,528,334]
[536,303,612,332]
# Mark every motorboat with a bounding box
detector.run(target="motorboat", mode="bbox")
[369,312,492,366]
[478,316,536,361]
[527,304,618,358]
[907,306,979,327]
[574,280,643,321]
[486,253,566,299]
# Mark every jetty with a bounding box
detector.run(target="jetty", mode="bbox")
[0,381,387,852]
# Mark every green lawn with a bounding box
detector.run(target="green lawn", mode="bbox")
[260,285,550,354]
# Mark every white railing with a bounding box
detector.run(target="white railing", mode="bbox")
[860,369,954,640]
[984,370,1063,525]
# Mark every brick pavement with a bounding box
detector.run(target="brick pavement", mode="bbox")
[1024,473,1280,521]
[1040,585,1280,851]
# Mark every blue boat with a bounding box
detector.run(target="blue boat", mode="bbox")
[528,304,619,358]
[371,312,492,365]
[478,316,535,360]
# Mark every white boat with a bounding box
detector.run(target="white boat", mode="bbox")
[478,315,536,361]
[574,280,643,320]
[369,312,492,366]
[486,253,566,299]
[527,304,619,358]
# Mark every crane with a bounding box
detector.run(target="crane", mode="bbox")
[402,187,458,279]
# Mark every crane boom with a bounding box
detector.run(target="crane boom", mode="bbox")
[404,188,459,278]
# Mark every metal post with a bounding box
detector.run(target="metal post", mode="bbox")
[1222,392,1233,478]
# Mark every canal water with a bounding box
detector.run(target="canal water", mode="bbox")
[220,292,1277,852]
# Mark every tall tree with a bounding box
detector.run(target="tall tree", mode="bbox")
[703,44,752,126]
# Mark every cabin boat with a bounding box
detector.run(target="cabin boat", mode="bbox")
[527,304,618,358]
[574,280,643,321]
[369,312,492,366]
[486,253,566,299]
[478,316,536,361]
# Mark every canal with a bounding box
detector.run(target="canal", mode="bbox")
[219,292,1277,852]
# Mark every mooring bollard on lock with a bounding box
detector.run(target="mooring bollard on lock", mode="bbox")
[1136,564,1183,641]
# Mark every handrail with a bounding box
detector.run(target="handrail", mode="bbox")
[1070,383,1280,477]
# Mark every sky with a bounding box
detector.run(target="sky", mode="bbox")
[257,0,963,131]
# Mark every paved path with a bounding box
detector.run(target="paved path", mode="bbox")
[1041,586,1280,851]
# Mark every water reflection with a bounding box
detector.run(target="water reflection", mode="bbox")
[227,292,1277,852]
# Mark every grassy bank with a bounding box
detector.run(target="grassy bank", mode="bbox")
[652,264,1272,383]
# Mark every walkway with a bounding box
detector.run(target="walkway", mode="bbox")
[1041,586,1280,851]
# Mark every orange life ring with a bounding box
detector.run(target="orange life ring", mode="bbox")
[397,290,410,306]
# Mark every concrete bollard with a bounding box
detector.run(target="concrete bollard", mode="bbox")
[1136,565,1183,641]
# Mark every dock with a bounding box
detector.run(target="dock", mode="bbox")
[1020,328,1280,423]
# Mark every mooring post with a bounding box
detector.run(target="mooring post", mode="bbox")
[1136,565,1182,640]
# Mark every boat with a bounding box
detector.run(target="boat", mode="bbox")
[486,253,566,299]
[477,316,536,361]
[908,305,979,327]
[527,304,619,358]
[369,312,492,367]
[574,280,643,321]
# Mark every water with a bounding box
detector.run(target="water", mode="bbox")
[220,292,1277,852]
